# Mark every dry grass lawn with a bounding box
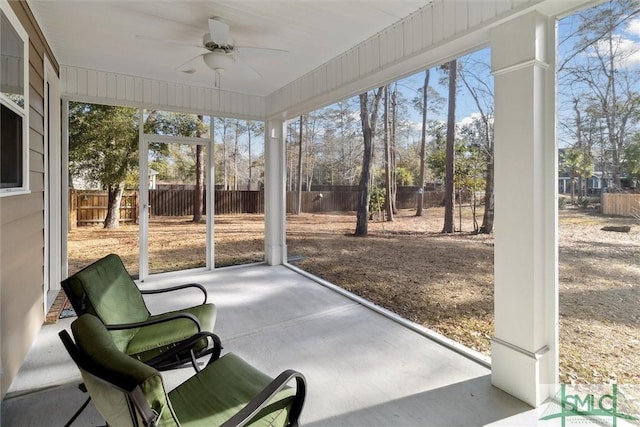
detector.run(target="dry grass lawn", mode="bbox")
[68,206,640,385]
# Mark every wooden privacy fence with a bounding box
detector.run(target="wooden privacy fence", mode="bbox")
[286,191,359,213]
[69,188,446,226]
[72,190,138,227]
[149,190,265,215]
[601,193,640,217]
[214,191,264,214]
[286,189,445,213]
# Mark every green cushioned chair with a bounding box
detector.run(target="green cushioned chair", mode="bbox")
[60,314,306,427]
[62,254,220,370]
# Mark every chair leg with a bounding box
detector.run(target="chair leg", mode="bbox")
[190,349,201,372]
[64,396,91,427]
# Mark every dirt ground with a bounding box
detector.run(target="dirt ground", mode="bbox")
[68,206,640,385]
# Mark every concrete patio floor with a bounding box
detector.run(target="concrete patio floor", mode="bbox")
[2,264,544,426]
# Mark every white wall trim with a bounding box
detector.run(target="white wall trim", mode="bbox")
[492,337,550,360]
[492,59,550,76]
[44,55,62,312]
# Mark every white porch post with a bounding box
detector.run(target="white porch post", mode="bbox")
[264,119,287,265]
[491,11,558,407]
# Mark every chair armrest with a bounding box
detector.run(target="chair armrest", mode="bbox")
[104,312,201,332]
[139,283,208,304]
[129,387,160,427]
[145,331,223,370]
[220,370,307,427]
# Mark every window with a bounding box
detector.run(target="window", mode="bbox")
[1,104,22,187]
[1,4,29,195]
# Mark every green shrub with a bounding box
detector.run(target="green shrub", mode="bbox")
[369,186,386,216]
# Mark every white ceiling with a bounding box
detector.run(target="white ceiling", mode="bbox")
[28,1,428,97]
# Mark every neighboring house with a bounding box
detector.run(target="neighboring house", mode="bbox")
[70,168,158,190]
[70,173,101,191]
[148,168,158,190]
[0,0,602,409]
[557,148,638,195]
[558,172,637,196]
[558,173,604,196]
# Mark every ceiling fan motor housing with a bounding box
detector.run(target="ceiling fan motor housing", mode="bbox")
[203,33,234,52]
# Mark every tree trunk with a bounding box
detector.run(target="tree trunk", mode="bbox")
[607,30,622,189]
[442,60,457,234]
[416,69,430,216]
[356,125,374,235]
[355,88,384,236]
[383,85,394,222]
[296,115,304,215]
[479,159,494,234]
[233,125,240,191]
[219,119,229,190]
[286,124,294,192]
[390,85,398,215]
[104,183,124,229]
[193,115,205,223]
[247,123,252,190]
[458,188,463,231]
[193,144,205,223]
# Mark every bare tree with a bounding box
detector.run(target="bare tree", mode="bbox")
[355,87,384,236]
[383,84,394,221]
[559,0,640,188]
[390,84,399,215]
[215,118,230,190]
[458,54,494,233]
[297,115,304,214]
[286,122,296,191]
[302,114,320,192]
[193,115,205,223]
[328,99,360,185]
[247,121,253,190]
[231,120,243,190]
[442,60,457,234]
[416,69,430,216]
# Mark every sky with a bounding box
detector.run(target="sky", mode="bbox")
[556,7,640,147]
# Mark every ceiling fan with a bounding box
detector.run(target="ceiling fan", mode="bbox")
[151,17,288,87]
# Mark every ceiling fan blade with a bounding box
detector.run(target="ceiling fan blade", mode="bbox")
[232,57,261,80]
[235,45,289,56]
[208,18,230,45]
[176,53,205,73]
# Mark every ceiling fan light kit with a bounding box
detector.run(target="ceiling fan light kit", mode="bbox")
[203,51,235,73]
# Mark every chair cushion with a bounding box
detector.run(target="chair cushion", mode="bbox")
[71,314,179,426]
[169,353,296,427]
[65,254,150,325]
[126,303,217,362]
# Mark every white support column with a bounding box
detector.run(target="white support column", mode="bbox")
[491,11,558,407]
[264,119,287,265]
